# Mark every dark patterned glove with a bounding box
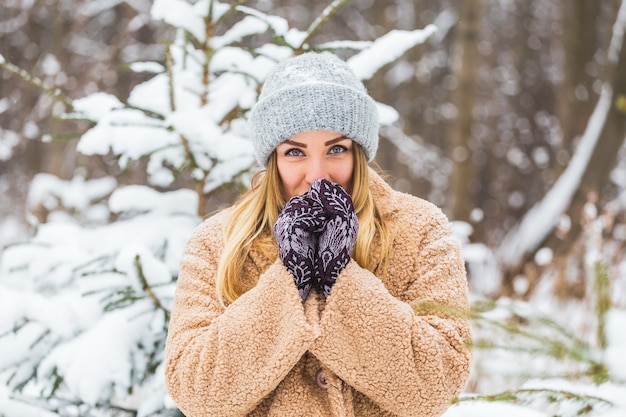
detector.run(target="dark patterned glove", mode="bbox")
[309,179,359,298]
[273,194,326,301]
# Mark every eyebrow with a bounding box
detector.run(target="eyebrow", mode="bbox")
[325,135,349,146]
[282,135,349,148]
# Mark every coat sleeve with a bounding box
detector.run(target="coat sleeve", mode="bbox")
[309,200,472,417]
[164,218,318,417]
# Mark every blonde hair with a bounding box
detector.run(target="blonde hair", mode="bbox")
[215,143,389,306]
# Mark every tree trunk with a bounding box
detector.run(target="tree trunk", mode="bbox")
[449,0,482,222]
[550,4,626,259]
[558,0,602,172]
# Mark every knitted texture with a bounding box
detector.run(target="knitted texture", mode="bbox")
[250,52,379,166]
[273,179,358,300]
[273,193,326,301]
[309,179,358,298]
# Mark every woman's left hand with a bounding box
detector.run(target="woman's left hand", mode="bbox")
[273,194,325,301]
[309,179,359,298]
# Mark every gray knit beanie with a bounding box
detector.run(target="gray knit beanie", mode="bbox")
[250,52,379,167]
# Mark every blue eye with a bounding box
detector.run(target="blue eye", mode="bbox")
[329,145,348,154]
[285,148,304,157]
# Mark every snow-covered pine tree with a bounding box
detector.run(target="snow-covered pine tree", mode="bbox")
[0,1,435,415]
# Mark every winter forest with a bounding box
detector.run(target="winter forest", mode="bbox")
[1,0,626,416]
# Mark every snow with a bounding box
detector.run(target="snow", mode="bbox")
[2,1,626,416]
[71,92,123,121]
[443,400,548,417]
[375,102,400,126]
[151,0,205,42]
[0,127,20,161]
[130,61,165,73]
[27,173,117,215]
[204,72,253,122]
[236,5,290,37]
[605,310,626,380]
[210,16,269,49]
[109,185,198,216]
[40,53,61,75]
[520,379,626,416]
[127,74,177,115]
[0,396,58,417]
[534,247,553,266]
[348,25,438,80]
[498,83,614,269]
[317,40,372,50]
[1,178,200,414]
[608,0,626,64]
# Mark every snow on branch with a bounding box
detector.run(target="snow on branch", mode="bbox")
[497,84,614,269]
[347,25,438,80]
[497,0,626,270]
[609,0,626,64]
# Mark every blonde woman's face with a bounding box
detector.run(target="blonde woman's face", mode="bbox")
[275,130,354,199]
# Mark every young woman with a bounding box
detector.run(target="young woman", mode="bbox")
[164,52,472,417]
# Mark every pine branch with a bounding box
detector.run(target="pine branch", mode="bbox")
[163,42,205,189]
[410,300,471,320]
[296,0,353,52]
[134,255,170,322]
[473,313,596,365]
[451,388,613,414]
[470,299,611,384]
[593,261,611,350]
[0,317,29,339]
[0,54,73,110]
[46,366,64,399]
[214,0,247,27]
[165,44,176,113]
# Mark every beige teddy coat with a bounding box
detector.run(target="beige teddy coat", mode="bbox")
[165,169,472,417]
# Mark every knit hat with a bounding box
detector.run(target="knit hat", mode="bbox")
[250,52,379,167]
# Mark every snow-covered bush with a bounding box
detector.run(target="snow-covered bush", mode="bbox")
[0,185,198,416]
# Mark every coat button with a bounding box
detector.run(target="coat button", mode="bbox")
[316,369,328,389]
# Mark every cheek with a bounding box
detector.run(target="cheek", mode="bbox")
[333,158,355,191]
[277,162,302,198]
[337,168,354,191]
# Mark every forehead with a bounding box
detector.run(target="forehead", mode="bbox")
[279,130,348,146]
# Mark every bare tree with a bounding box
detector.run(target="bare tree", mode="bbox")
[449,0,482,222]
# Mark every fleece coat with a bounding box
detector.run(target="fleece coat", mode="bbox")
[164,169,472,417]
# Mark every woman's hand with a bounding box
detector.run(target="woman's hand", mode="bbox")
[273,194,325,301]
[309,179,359,298]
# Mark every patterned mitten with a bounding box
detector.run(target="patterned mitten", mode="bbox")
[273,194,325,301]
[309,179,359,298]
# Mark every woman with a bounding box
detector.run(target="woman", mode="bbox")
[164,52,471,417]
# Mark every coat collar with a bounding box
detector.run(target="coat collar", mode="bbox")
[367,167,398,219]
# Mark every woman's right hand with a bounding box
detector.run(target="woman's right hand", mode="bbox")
[309,179,358,298]
[273,194,325,301]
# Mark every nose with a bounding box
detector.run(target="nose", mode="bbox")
[305,156,329,185]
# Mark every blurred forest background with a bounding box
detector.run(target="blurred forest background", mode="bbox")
[2,0,625,298]
[1,0,626,415]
